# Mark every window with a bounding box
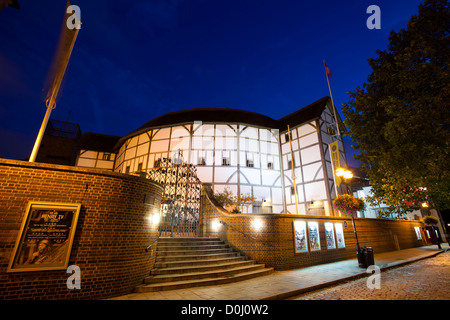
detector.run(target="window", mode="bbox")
[198,157,206,165]
[288,159,294,170]
[267,162,273,170]
[246,153,254,167]
[125,166,130,174]
[222,151,230,166]
[285,133,290,143]
[102,153,111,161]
[137,163,143,171]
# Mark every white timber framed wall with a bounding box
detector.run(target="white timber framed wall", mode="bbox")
[76,150,116,170]
[279,102,347,216]
[113,122,284,213]
[73,98,348,216]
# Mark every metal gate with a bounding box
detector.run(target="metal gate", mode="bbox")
[147,150,201,237]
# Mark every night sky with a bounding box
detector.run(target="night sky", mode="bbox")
[0,0,424,165]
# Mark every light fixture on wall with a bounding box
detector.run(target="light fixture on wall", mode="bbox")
[212,220,220,232]
[252,218,263,230]
[151,212,160,225]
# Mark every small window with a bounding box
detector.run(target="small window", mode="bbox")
[125,166,130,174]
[267,162,273,170]
[137,163,143,171]
[285,133,290,143]
[246,160,254,167]
[198,157,206,165]
[222,157,230,166]
[288,159,294,170]
[154,158,162,168]
[102,153,111,161]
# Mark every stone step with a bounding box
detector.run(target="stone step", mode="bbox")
[151,259,256,276]
[136,237,274,293]
[157,238,224,245]
[154,256,246,269]
[145,264,266,284]
[158,237,222,242]
[157,244,229,251]
[155,252,242,262]
[156,247,233,257]
[135,268,274,293]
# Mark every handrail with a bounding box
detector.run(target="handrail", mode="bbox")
[145,238,159,252]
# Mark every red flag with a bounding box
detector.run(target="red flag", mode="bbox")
[324,62,332,78]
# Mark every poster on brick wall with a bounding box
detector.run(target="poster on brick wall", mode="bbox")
[324,222,336,249]
[7,202,81,272]
[308,222,321,251]
[293,221,308,253]
[335,223,346,248]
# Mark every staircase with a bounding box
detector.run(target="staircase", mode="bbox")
[135,237,273,293]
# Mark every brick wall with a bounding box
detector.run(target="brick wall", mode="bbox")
[0,159,163,299]
[200,184,425,270]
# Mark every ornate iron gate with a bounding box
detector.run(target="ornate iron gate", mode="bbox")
[147,151,201,237]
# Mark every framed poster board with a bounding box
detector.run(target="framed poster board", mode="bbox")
[324,222,336,249]
[335,222,346,248]
[293,221,308,253]
[414,226,422,240]
[7,202,81,272]
[308,222,321,251]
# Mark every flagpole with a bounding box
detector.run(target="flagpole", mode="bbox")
[287,125,299,215]
[323,60,341,137]
[29,25,79,162]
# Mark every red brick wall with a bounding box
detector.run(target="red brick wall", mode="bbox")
[200,184,425,270]
[0,159,163,299]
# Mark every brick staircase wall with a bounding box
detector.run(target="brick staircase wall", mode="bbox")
[0,159,162,299]
[200,184,426,270]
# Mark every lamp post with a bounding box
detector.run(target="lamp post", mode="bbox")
[336,168,353,194]
[336,168,363,264]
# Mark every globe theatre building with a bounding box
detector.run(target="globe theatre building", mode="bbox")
[75,96,348,216]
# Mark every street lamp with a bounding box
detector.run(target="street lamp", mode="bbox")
[336,168,353,194]
[336,168,366,266]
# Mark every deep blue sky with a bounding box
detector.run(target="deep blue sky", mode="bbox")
[0,0,424,164]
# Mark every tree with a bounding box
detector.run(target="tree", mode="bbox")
[214,188,256,213]
[342,0,450,217]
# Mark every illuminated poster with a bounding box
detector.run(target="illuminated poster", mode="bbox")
[7,202,81,272]
[308,222,321,251]
[335,223,345,248]
[414,226,422,240]
[324,222,336,249]
[293,221,308,253]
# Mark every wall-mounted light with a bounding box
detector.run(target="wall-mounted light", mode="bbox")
[252,218,263,230]
[152,213,160,225]
[147,212,160,225]
[212,220,220,232]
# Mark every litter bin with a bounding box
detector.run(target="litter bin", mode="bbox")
[357,246,374,268]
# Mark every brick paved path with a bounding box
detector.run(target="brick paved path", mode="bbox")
[291,251,450,300]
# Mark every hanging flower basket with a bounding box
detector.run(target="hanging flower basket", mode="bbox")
[334,194,365,217]
[422,215,439,225]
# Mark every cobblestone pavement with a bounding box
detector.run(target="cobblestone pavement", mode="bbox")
[290,251,450,300]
